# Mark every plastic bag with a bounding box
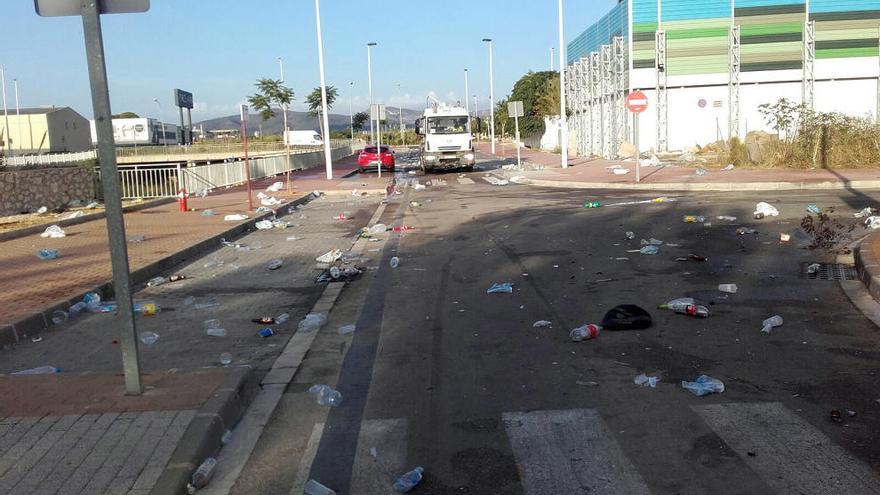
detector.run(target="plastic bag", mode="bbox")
[681,375,724,396]
[316,249,343,263]
[255,220,274,230]
[298,313,328,333]
[40,225,66,238]
[600,305,652,330]
[754,202,779,217]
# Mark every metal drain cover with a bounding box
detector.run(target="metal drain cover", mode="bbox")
[800,262,857,281]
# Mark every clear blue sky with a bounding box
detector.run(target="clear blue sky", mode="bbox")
[2,1,615,122]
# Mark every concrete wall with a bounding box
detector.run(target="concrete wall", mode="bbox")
[291,146,353,170]
[46,108,91,153]
[0,167,96,215]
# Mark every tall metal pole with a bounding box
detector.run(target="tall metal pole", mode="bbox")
[396,83,404,147]
[473,94,479,139]
[153,98,165,147]
[240,106,253,211]
[279,57,293,191]
[349,81,354,146]
[464,69,471,134]
[551,47,555,71]
[13,79,20,154]
[315,0,334,180]
[367,43,377,146]
[80,2,142,395]
[483,39,496,154]
[1,67,11,158]
[558,0,569,168]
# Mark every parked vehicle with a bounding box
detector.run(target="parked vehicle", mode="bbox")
[284,130,323,146]
[358,145,395,172]
[414,97,474,172]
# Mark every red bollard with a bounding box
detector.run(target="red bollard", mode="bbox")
[178,188,188,212]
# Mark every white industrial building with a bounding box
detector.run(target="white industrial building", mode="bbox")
[0,107,91,154]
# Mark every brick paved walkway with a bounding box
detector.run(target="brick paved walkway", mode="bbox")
[0,155,389,329]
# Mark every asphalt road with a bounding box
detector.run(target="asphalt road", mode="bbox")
[230,157,880,495]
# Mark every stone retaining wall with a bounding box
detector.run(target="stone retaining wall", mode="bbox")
[0,167,96,215]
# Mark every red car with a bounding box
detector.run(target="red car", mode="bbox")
[358,145,395,173]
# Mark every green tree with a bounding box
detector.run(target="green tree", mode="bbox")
[507,71,558,137]
[247,78,295,122]
[352,111,369,131]
[306,86,338,138]
[494,97,510,139]
[112,112,140,119]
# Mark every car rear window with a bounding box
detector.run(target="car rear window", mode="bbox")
[363,147,377,153]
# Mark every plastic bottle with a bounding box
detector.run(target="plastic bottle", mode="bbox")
[219,352,233,366]
[390,257,400,268]
[186,457,217,494]
[718,284,738,294]
[330,266,341,279]
[639,245,660,255]
[583,201,601,209]
[69,301,88,316]
[36,249,60,260]
[51,310,69,325]
[761,315,783,334]
[683,215,706,223]
[139,332,159,345]
[659,298,696,311]
[146,276,167,287]
[392,466,425,493]
[570,324,601,342]
[672,304,709,318]
[12,366,61,375]
[275,313,290,324]
[309,384,343,407]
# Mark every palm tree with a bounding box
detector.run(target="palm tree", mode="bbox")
[306,86,338,138]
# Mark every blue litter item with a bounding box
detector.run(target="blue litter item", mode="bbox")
[36,249,59,260]
[393,466,424,492]
[487,283,514,294]
[807,204,820,214]
[681,375,725,396]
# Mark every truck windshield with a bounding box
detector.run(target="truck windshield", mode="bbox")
[427,117,468,135]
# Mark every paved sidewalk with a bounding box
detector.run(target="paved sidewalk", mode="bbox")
[476,142,880,190]
[0,154,393,335]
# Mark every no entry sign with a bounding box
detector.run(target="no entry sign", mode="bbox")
[626,91,649,113]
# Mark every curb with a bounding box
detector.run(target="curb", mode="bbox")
[0,197,175,243]
[0,192,320,346]
[525,177,880,192]
[149,367,260,495]
[855,232,880,303]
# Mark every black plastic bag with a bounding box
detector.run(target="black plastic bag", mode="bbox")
[601,305,652,330]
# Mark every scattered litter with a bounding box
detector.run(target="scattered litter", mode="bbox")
[532,320,552,328]
[408,170,417,175]
[576,380,600,387]
[298,313,328,333]
[640,155,662,167]
[683,215,706,223]
[865,216,880,229]
[612,167,630,175]
[201,209,215,217]
[255,220,273,230]
[40,225,66,238]
[51,310,68,325]
[258,328,274,338]
[219,353,233,365]
[13,366,60,375]
[754,202,779,218]
[31,337,43,343]
[640,238,663,246]
[64,211,85,220]
[338,324,357,335]
[761,315,783,334]
[304,479,337,495]
[35,206,48,215]
[316,266,362,283]
[634,373,659,388]
[205,319,227,337]
[392,466,424,493]
[807,263,822,274]
[854,207,875,219]
[36,249,60,260]
[286,236,302,242]
[86,201,101,209]
[718,284,738,294]
[139,332,159,345]
[659,298,708,317]
[193,299,220,310]
[370,447,378,458]
[392,225,415,232]
[639,245,660,255]
[316,249,343,263]
[390,256,400,268]
[413,183,426,191]
[737,227,757,235]
[186,457,218,494]
[625,232,635,240]
[807,204,820,214]
[224,214,248,221]
[276,313,290,324]
[368,224,388,235]
[487,283,514,294]
[267,259,284,271]
[780,233,791,242]
[203,256,225,268]
[272,220,289,229]
[681,375,725,396]
[483,176,510,186]
[583,201,602,209]
[128,234,146,243]
[409,201,421,208]
[266,181,284,192]
[601,305,652,330]
[722,164,735,171]
[695,168,707,176]
[509,175,529,184]
[570,324,601,342]
[717,216,737,221]
[309,384,342,407]
[605,197,676,207]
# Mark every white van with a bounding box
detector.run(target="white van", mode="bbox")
[284,130,323,146]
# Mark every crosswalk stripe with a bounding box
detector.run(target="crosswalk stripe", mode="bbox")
[503,409,651,495]
[694,402,880,495]
[350,418,409,495]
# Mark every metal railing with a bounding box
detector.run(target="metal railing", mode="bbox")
[2,150,97,167]
[114,139,354,157]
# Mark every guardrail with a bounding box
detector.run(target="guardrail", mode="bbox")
[114,139,357,158]
[107,145,354,200]
[2,150,97,167]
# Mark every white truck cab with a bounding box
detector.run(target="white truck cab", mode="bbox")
[414,100,475,172]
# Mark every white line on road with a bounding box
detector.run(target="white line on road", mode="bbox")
[694,402,880,495]
[503,409,651,495]
[349,418,408,495]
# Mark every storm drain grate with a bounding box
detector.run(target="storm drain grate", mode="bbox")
[800,262,857,281]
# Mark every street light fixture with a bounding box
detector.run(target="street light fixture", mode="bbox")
[152,98,166,147]
[367,42,377,146]
[482,38,495,154]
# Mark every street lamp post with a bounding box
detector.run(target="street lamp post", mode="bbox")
[278,57,293,191]
[482,38,495,154]
[152,98,166,147]
[349,81,354,146]
[558,0,569,168]
[367,42,377,146]
[464,69,471,134]
[13,79,21,153]
[314,0,334,180]
[473,94,479,139]
[396,83,404,147]
[1,66,11,158]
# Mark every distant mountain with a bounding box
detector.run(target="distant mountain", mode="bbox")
[195,108,423,135]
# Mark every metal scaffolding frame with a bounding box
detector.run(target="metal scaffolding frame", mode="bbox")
[613,36,627,154]
[655,30,668,152]
[590,51,602,156]
[728,25,741,140]
[601,44,613,158]
[578,57,590,156]
[803,20,815,110]
[565,64,576,155]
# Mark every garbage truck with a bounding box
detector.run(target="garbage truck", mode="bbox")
[414,97,475,172]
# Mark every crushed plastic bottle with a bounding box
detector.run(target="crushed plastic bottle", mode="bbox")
[807,263,821,274]
[309,384,343,407]
[337,324,357,335]
[487,282,514,294]
[255,220,274,230]
[275,313,290,324]
[205,320,227,337]
[570,324,601,342]
[854,207,875,219]
[303,480,337,495]
[660,298,709,317]
[639,245,660,255]
[186,457,217,494]
[634,373,659,388]
[392,466,424,493]
[368,223,388,234]
[146,276,166,287]
[219,352,233,366]
[718,284,738,294]
[139,332,159,345]
[641,238,663,246]
[36,249,60,260]
[267,259,284,271]
[51,310,69,325]
[533,320,553,328]
[761,315,783,334]
[807,204,820,214]
[298,313,328,333]
[681,375,725,396]
[390,256,400,268]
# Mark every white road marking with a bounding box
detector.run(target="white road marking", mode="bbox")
[350,418,408,495]
[503,409,651,495]
[694,402,880,495]
[457,177,475,185]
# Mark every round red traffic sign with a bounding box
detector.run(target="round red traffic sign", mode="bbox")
[626,91,649,114]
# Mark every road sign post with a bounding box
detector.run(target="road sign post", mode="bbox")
[371,104,386,178]
[36,0,151,396]
[508,101,524,170]
[240,105,253,211]
[625,91,649,183]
